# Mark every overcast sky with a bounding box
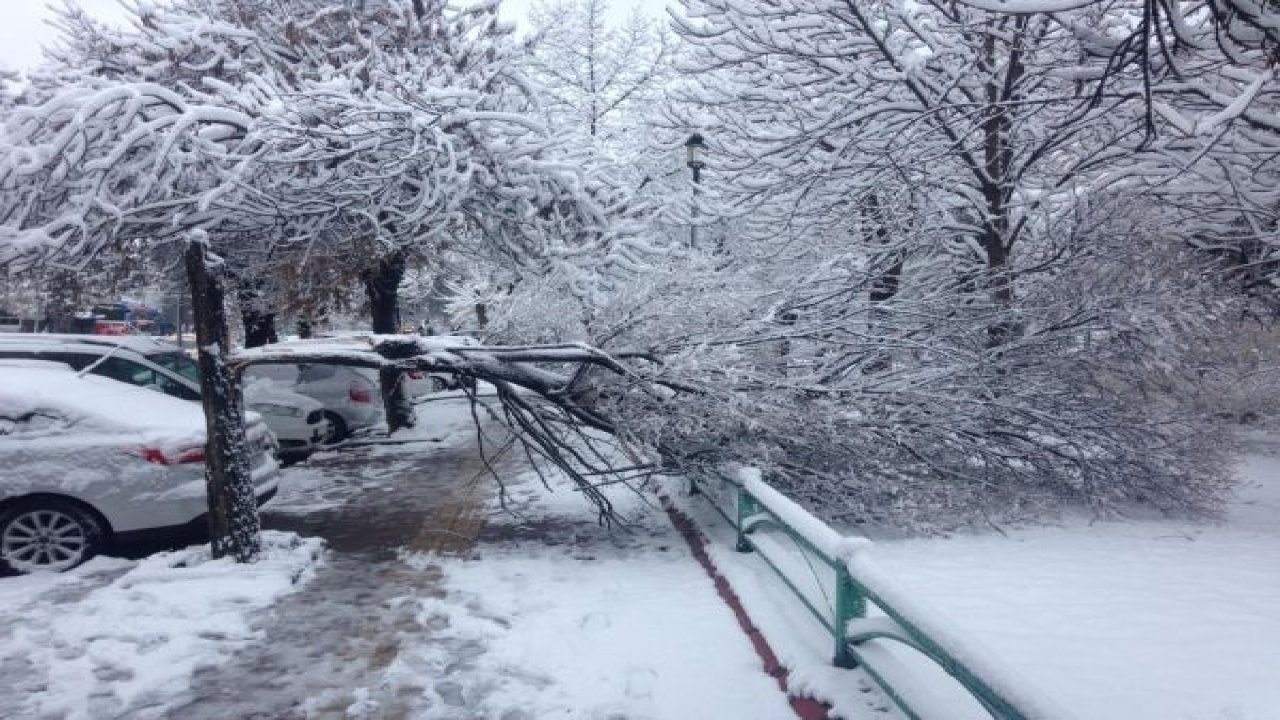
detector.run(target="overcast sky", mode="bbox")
[0,0,127,72]
[0,0,658,74]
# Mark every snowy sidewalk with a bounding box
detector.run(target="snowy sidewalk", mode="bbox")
[393,467,799,720]
[0,397,801,719]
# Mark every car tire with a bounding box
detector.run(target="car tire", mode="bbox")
[321,411,349,446]
[0,499,105,574]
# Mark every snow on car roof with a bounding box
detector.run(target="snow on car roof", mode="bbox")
[0,333,180,355]
[0,365,206,439]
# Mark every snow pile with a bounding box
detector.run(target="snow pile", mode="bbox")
[1,531,324,720]
[395,470,796,719]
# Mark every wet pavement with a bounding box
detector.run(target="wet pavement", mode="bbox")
[164,405,512,720]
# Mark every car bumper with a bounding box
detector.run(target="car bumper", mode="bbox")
[338,403,382,431]
[261,415,327,455]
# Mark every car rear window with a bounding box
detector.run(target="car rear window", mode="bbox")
[297,364,337,382]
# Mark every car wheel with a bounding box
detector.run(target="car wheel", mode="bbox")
[0,499,105,574]
[321,411,349,446]
[430,376,449,392]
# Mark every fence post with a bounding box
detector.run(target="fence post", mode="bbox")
[833,563,865,668]
[735,487,757,553]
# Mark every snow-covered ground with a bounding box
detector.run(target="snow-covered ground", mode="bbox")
[396,469,799,719]
[685,434,1280,720]
[7,392,1270,720]
[0,531,323,720]
[0,395,801,719]
[867,437,1280,720]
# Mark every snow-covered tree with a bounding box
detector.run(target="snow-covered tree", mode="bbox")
[960,0,1280,311]
[0,0,650,557]
[526,0,672,152]
[516,0,1248,529]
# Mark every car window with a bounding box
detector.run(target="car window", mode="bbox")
[244,364,299,383]
[297,364,337,382]
[147,351,200,382]
[91,357,200,402]
[93,357,157,386]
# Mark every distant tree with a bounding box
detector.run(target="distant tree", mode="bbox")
[527,0,672,152]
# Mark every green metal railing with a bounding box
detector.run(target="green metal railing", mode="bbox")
[694,469,1065,720]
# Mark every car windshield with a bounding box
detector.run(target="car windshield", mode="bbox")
[147,351,200,383]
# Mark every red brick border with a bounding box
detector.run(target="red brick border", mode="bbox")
[663,499,831,720]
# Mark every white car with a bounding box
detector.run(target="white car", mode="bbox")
[0,364,280,574]
[0,334,328,463]
[242,377,330,460]
[315,330,478,394]
[246,363,384,443]
[243,332,482,443]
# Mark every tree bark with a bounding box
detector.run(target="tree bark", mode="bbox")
[242,308,278,348]
[362,250,414,431]
[376,337,420,433]
[363,250,406,334]
[185,240,261,562]
[238,277,278,348]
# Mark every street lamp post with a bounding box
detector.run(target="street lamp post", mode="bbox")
[685,133,705,249]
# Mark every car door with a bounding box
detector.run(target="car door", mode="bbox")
[0,404,122,506]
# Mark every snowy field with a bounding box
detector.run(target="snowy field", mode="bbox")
[868,436,1280,720]
[688,434,1280,720]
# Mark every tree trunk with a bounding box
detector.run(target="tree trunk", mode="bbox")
[865,194,902,373]
[363,250,406,334]
[377,337,420,433]
[243,308,278,348]
[362,250,414,431]
[238,277,277,349]
[185,240,261,562]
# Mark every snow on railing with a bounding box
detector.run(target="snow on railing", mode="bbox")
[694,468,1069,720]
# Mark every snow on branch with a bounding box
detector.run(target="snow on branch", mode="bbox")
[228,335,668,524]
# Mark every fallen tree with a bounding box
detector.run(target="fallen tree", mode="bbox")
[228,333,671,530]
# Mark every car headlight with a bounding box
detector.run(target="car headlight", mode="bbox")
[249,403,303,418]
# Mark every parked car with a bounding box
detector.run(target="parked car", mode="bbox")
[246,363,383,444]
[93,320,133,336]
[242,332,483,443]
[0,334,328,463]
[315,330,473,393]
[0,363,280,574]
